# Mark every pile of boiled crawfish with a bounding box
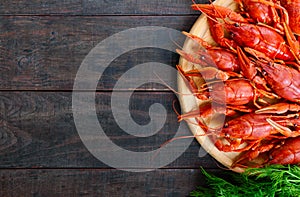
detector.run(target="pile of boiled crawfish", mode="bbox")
[177,0,300,168]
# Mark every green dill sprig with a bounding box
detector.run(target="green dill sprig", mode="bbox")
[190,165,300,197]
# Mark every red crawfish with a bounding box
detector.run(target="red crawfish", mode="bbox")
[191,4,247,48]
[268,136,300,165]
[255,102,300,114]
[281,0,300,35]
[280,0,300,58]
[247,0,300,58]
[193,3,296,61]
[225,22,295,61]
[202,79,258,107]
[256,60,300,103]
[236,46,273,92]
[233,135,300,167]
[178,65,265,109]
[231,102,300,166]
[208,112,300,152]
[177,32,240,73]
[231,139,279,168]
[236,0,280,25]
[178,101,246,121]
[250,0,300,56]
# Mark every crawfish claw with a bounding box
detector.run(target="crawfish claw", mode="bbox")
[256,103,300,114]
[267,118,300,137]
[191,4,247,23]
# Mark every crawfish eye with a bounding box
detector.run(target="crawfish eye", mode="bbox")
[269,155,273,160]
[224,123,228,128]
[262,70,267,76]
[234,23,239,27]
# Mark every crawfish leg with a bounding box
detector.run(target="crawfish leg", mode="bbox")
[283,22,300,65]
[213,137,258,152]
[237,47,271,92]
[227,105,253,113]
[207,18,237,49]
[177,65,207,100]
[267,118,300,137]
[256,102,300,114]
[182,31,212,49]
[249,0,300,61]
[232,141,275,167]
[251,0,289,23]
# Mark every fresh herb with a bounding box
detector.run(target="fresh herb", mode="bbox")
[190,165,300,197]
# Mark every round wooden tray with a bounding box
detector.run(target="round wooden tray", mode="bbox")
[177,0,244,172]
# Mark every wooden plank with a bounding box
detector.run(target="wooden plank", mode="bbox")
[0,15,198,91]
[0,91,218,169]
[0,0,207,15]
[0,168,221,197]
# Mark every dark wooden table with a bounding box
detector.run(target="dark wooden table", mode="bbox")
[0,0,224,196]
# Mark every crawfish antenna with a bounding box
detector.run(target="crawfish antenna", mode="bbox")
[168,30,184,50]
[153,71,195,97]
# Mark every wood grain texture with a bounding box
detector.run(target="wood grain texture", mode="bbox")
[0,91,218,169]
[0,0,207,15]
[0,0,225,195]
[0,168,218,197]
[0,15,198,90]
